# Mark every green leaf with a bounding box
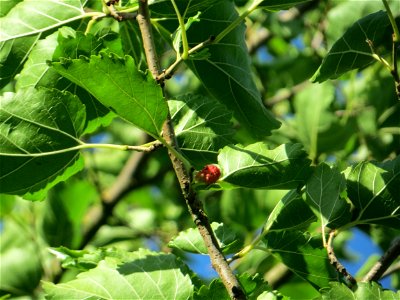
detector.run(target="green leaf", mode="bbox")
[17,27,117,134]
[0,218,43,296]
[319,282,400,300]
[52,53,168,137]
[169,94,234,168]
[43,249,193,300]
[311,11,394,82]
[0,0,85,87]
[16,32,60,89]
[0,87,85,199]
[263,231,338,289]
[305,163,351,230]
[259,0,312,11]
[264,190,316,232]
[218,143,312,189]
[168,222,239,254]
[186,1,280,138]
[0,0,85,43]
[345,156,400,228]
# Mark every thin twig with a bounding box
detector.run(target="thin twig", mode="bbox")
[327,231,357,287]
[136,1,246,299]
[156,36,215,82]
[362,237,400,282]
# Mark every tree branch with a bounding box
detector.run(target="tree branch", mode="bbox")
[362,237,400,282]
[327,231,356,287]
[136,1,246,299]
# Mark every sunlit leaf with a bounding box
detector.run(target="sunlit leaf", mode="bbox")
[43,249,193,300]
[169,94,234,168]
[0,0,85,87]
[345,156,400,228]
[305,163,351,230]
[52,53,168,137]
[218,143,312,189]
[312,11,394,82]
[0,87,85,199]
[168,222,240,254]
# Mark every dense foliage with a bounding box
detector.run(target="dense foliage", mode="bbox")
[0,0,399,299]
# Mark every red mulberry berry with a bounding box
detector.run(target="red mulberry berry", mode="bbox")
[195,164,221,184]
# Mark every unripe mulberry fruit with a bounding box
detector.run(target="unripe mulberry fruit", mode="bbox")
[195,164,221,185]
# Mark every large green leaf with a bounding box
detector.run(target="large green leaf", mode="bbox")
[52,53,168,137]
[169,94,234,168]
[263,231,338,289]
[218,143,312,189]
[43,249,193,300]
[186,1,280,138]
[0,87,85,199]
[0,0,85,88]
[305,163,351,231]
[345,156,400,228]
[264,190,316,232]
[312,11,394,83]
